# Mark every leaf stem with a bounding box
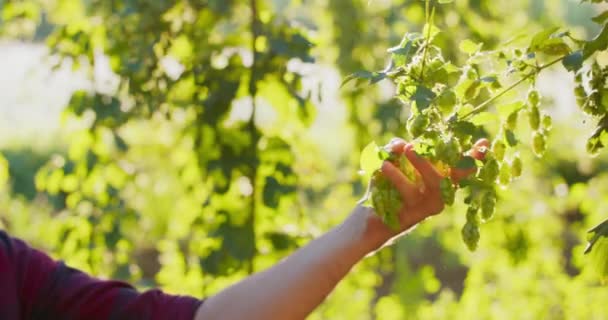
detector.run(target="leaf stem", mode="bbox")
[248,0,260,275]
[460,55,566,120]
[419,0,433,82]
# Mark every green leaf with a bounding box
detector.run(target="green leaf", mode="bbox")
[459,39,482,55]
[587,116,608,155]
[344,71,373,86]
[527,27,571,56]
[585,218,608,254]
[529,27,560,52]
[370,72,387,84]
[583,24,608,59]
[584,218,608,282]
[422,23,441,40]
[341,70,386,87]
[470,112,498,125]
[497,102,525,117]
[389,40,414,66]
[562,51,584,72]
[360,142,383,180]
[456,156,477,170]
[539,38,571,56]
[411,85,436,111]
[438,0,454,3]
[587,129,607,155]
[592,11,608,25]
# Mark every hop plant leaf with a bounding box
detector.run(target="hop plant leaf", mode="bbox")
[584,219,608,282]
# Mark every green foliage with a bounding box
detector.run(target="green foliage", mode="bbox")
[350,0,608,260]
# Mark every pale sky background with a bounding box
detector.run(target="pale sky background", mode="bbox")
[0,41,88,147]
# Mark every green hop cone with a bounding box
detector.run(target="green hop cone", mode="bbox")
[542,114,552,131]
[532,131,547,157]
[506,111,519,131]
[480,191,496,221]
[440,178,456,206]
[436,137,461,166]
[492,140,506,162]
[529,105,541,131]
[527,89,540,107]
[479,158,500,183]
[462,221,480,251]
[408,114,430,138]
[466,205,479,225]
[511,155,523,178]
[362,143,422,231]
[370,171,402,231]
[499,162,511,186]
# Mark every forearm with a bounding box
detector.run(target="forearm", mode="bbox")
[194,206,390,320]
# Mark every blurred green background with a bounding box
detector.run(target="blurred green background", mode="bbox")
[0,0,607,319]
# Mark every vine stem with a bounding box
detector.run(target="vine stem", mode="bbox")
[460,55,567,121]
[248,0,260,275]
[419,0,433,82]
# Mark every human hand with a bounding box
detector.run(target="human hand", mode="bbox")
[362,138,489,245]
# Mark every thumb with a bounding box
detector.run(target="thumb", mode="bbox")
[450,138,490,183]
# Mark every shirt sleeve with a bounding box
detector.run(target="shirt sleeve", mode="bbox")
[4,231,203,320]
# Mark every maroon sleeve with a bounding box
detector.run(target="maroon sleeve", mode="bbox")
[0,230,203,320]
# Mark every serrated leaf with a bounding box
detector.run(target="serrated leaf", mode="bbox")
[470,112,498,125]
[583,24,608,59]
[341,70,373,87]
[584,218,608,282]
[422,23,441,40]
[370,72,387,84]
[587,130,606,155]
[538,38,571,56]
[497,101,525,117]
[442,62,460,73]
[459,39,482,55]
[585,218,608,254]
[592,11,608,24]
[456,156,477,170]
[451,120,478,142]
[360,141,382,181]
[587,116,608,155]
[529,27,560,52]
[562,51,584,72]
[411,85,436,111]
[389,40,414,66]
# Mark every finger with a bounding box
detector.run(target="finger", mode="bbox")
[451,138,490,182]
[387,138,407,154]
[404,143,442,189]
[469,138,490,160]
[381,160,420,202]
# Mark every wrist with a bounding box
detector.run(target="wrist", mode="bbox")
[343,205,394,254]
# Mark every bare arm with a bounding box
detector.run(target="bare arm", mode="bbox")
[194,205,392,320]
[194,139,489,320]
